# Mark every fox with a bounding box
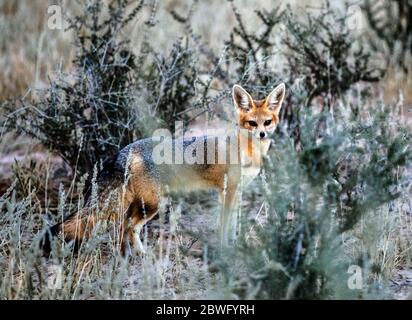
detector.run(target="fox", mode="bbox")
[41,83,286,255]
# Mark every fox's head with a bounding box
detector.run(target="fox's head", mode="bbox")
[232,83,286,140]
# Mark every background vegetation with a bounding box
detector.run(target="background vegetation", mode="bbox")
[0,0,411,299]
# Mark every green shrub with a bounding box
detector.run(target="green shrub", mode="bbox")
[212,104,411,299]
[5,0,144,175]
[283,2,383,109]
[1,0,411,300]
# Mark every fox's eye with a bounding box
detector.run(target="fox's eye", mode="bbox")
[248,121,258,127]
[264,119,272,126]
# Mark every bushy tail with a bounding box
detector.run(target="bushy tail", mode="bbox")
[39,155,128,256]
[40,208,103,256]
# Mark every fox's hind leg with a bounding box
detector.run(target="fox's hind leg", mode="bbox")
[121,194,159,256]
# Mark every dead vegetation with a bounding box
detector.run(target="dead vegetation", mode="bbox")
[0,0,411,299]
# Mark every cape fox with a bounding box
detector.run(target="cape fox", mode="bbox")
[42,83,286,255]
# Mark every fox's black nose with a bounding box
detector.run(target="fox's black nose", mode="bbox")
[260,132,266,138]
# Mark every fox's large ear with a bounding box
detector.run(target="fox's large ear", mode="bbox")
[232,84,253,112]
[265,83,285,114]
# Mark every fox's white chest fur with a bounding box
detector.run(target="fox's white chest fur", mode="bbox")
[239,138,271,186]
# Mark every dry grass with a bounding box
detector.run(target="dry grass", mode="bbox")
[0,164,225,299]
[0,0,411,300]
[0,0,75,100]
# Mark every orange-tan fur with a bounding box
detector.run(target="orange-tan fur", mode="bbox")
[42,83,286,255]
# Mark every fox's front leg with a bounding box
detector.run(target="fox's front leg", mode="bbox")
[219,184,240,248]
